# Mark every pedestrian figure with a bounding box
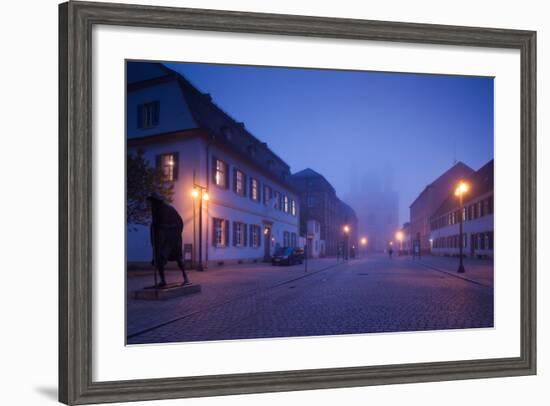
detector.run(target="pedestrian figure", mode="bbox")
[388,246,393,259]
[148,193,190,287]
[413,243,421,259]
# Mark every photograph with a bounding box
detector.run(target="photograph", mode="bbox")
[126,60,494,345]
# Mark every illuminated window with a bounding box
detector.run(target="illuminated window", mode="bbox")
[283,195,289,213]
[250,178,260,202]
[234,169,246,196]
[213,158,228,188]
[213,218,228,247]
[156,153,178,181]
[291,200,297,216]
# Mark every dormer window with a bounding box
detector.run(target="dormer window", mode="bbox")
[137,101,159,128]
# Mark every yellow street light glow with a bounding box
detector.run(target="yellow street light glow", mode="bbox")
[202,192,210,201]
[360,237,367,246]
[191,189,199,198]
[343,225,350,234]
[454,181,469,197]
[395,231,404,241]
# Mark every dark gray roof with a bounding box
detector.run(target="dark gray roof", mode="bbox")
[431,159,494,219]
[127,61,295,189]
[409,161,475,208]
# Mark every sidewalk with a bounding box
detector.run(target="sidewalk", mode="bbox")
[127,257,346,338]
[406,255,494,288]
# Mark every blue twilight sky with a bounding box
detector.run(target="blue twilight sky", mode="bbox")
[165,62,494,225]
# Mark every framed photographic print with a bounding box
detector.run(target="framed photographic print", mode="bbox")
[59,1,536,404]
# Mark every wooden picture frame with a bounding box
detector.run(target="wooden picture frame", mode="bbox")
[59,1,536,404]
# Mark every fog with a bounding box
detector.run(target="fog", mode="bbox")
[166,62,494,243]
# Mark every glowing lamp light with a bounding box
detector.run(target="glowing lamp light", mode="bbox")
[454,181,469,197]
[395,231,404,241]
[360,237,367,246]
[202,192,209,201]
[191,189,199,198]
[343,225,350,234]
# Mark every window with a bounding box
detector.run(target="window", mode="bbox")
[283,195,289,213]
[213,218,229,247]
[274,191,281,210]
[213,158,228,188]
[137,101,159,128]
[488,195,494,214]
[156,152,178,181]
[233,222,247,247]
[283,231,290,247]
[234,169,246,196]
[263,185,272,206]
[250,225,261,248]
[250,178,260,202]
[290,232,297,248]
[291,200,297,216]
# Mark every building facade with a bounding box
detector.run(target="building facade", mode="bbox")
[347,169,399,252]
[430,160,494,258]
[291,169,358,256]
[305,220,324,258]
[126,62,300,267]
[409,162,475,254]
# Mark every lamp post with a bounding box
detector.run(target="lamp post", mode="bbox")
[343,225,350,260]
[395,231,404,255]
[192,185,209,272]
[360,236,367,257]
[454,181,469,273]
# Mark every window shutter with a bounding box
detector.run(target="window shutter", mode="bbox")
[225,163,230,189]
[211,156,217,184]
[249,225,253,247]
[212,219,217,247]
[243,223,248,247]
[225,220,230,247]
[172,152,179,180]
[243,173,247,197]
[155,155,161,170]
[233,222,237,246]
[257,181,261,203]
[233,169,237,193]
[137,104,143,128]
[258,226,262,247]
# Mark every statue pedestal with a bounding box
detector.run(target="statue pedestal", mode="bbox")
[133,283,201,300]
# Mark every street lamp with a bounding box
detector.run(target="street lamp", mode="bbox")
[342,225,350,260]
[395,231,404,255]
[192,185,209,272]
[454,180,470,273]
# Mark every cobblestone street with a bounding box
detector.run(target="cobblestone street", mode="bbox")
[127,254,494,344]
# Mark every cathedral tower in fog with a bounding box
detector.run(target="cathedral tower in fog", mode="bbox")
[346,165,399,252]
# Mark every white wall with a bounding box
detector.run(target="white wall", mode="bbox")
[0,1,547,406]
[127,79,197,139]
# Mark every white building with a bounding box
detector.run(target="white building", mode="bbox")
[305,219,323,258]
[127,62,300,267]
[429,160,494,258]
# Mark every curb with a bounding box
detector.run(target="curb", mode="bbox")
[410,260,492,289]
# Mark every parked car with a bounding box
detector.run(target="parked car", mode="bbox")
[271,247,304,266]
